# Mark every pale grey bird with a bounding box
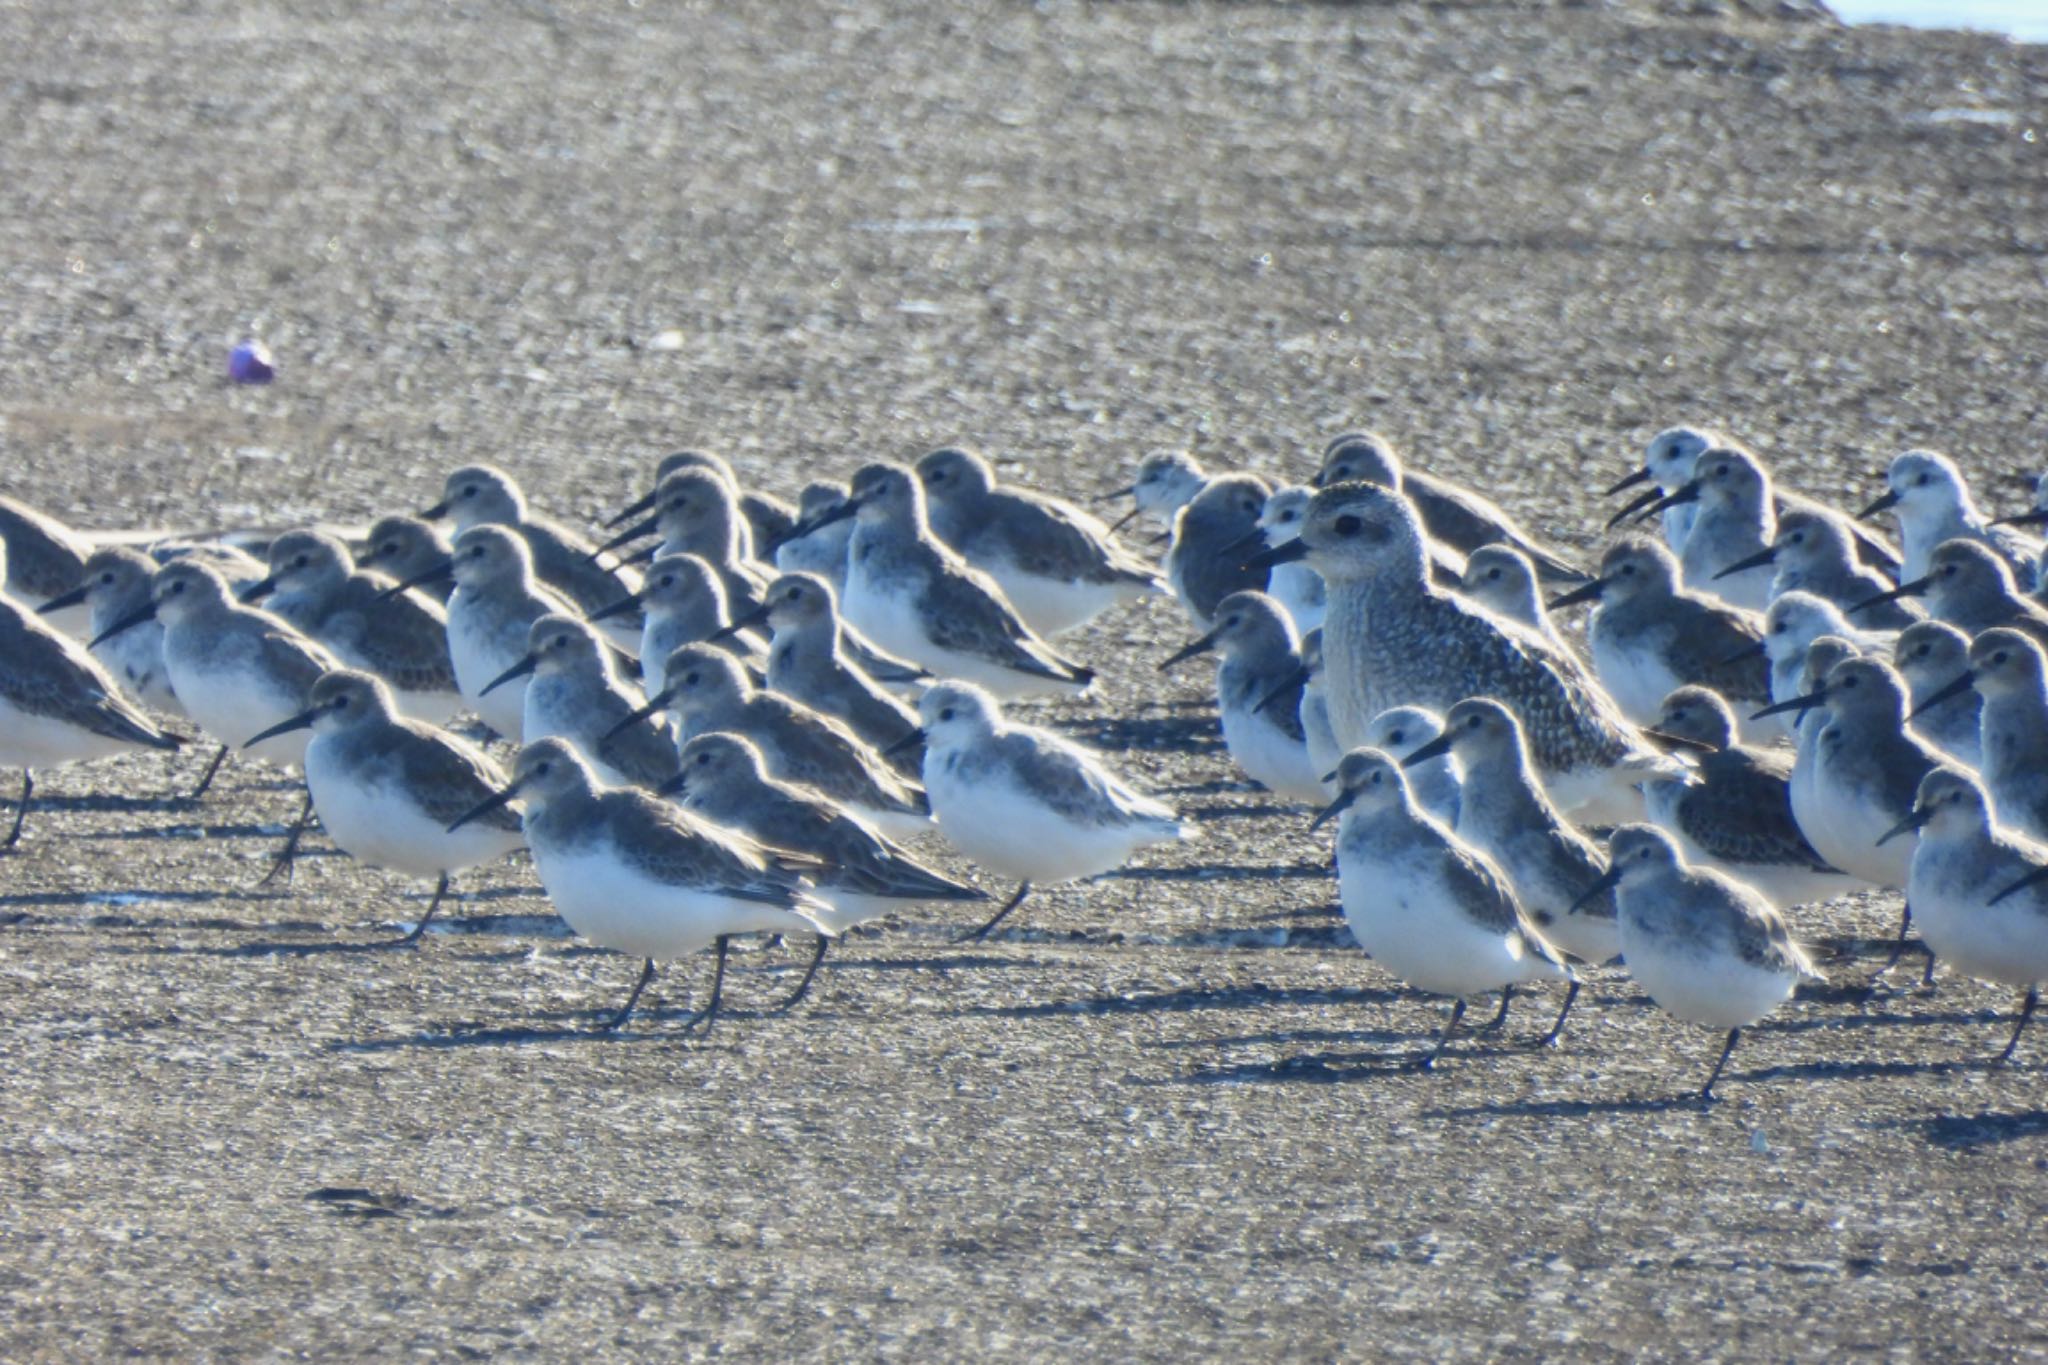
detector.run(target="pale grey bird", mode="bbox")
[723,572,923,772]
[37,545,182,714]
[908,681,1188,941]
[629,643,929,838]
[1158,590,1322,803]
[1098,450,1208,533]
[1316,748,1576,1065]
[1751,592,1895,742]
[1576,824,1820,1101]
[595,467,768,622]
[585,553,755,700]
[783,463,1093,699]
[1911,628,2048,842]
[241,529,460,723]
[1894,620,1984,769]
[666,731,985,930]
[483,614,678,791]
[1166,472,1273,631]
[1315,430,1586,586]
[1859,449,2040,588]
[1255,481,1680,823]
[1712,509,1922,628]
[449,737,833,1033]
[1852,537,2048,648]
[603,448,795,561]
[0,494,91,633]
[381,524,582,740]
[1639,685,1851,911]
[1402,698,1620,969]
[1253,486,1326,636]
[915,446,1164,637]
[1548,537,1770,741]
[1884,767,2048,1061]
[0,548,180,846]
[1634,443,1777,611]
[241,670,524,942]
[423,463,642,627]
[1461,544,1569,653]
[1364,705,1459,828]
[773,481,855,592]
[353,515,456,604]
[1294,628,1342,791]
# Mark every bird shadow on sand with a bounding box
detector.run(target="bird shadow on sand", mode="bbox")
[940,982,1409,1022]
[1420,1092,1708,1120]
[1876,1109,2048,1151]
[329,1003,778,1053]
[1137,1038,1540,1086]
[1107,862,1334,883]
[1049,710,1224,757]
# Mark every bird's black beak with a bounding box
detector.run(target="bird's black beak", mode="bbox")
[1990,863,2048,907]
[708,604,771,643]
[1568,865,1622,914]
[1308,785,1358,832]
[1546,578,1607,611]
[1909,670,1976,720]
[1604,487,1665,531]
[602,690,672,742]
[1713,547,1777,581]
[242,707,319,749]
[1253,665,1310,715]
[376,559,454,602]
[1856,488,1901,521]
[89,602,158,648]
[419,498,452,520]
[588,516,657,563]
[1604,467,1653,496]
[36,584,90,615]
[1635,479,1702,523]
[586,591,646,625]
[1158,629,1220,672]
[1093,484,1137,506]
[1847,575,1931,615]
[776,497,862,552]
[479,654,537,696]
[1876,807,1932,847]
[1991,509,2048,529]
[606,488,658,530]
[880,727,927,758]
[1399,733,1456,768]
[239,575,279,603]
[448,779,525,833]
[1242,539,1310,573]
[1752,688,1828,721]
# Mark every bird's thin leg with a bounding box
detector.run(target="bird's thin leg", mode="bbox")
[772,935,831,1013]
[1416,997,1467,1071]
[2,771,31,849]
[1877,902,1914,973]
[258,789,315,886]
[187,745,230,802]
[1538,980,1581,1049]
[1480,984,1514,1032]
[394,873,450,946]
[957,882,1031,944]
[1700,1027,1743,1102]
[602,958,659,1032]
[1997,986,2038,1065]
[1919,942,1939,992]
[682,937,732,1035]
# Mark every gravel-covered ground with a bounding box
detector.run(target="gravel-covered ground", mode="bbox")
[3,0,2047,1357]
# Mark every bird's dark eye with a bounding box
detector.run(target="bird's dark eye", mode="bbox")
[1334,515,1361,537]
[1389,729,1406,745]
[1466,715,1481,729]
[939,707,955,722]
[1994,652,2010,665]
[1486,568,1501,580]
[1620,565,1635,576]
[1369,771,1383,785]
[334,695,350,709]
[1280,511,1296,523]
[294,555,308,568]
[1638,847,1651,860]
[99,572,113,584]
[171,582,185,594]
[536,761,551,775]
[1844,676,1860,689]
[696,753,710,766]
[1916,474,1930,487]
[1943,564,1957,577]
[461,486,477,498]
[684,671,701,686]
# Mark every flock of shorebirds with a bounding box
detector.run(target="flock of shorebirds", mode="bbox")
[6,429,2048,1102]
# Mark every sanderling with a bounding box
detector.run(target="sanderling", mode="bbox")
[1750,592,1894,742]
[0,494,91,634]
[594,467,768,621]
[631,643,929,839]
[1403,697,1620,980]
[1097,450,1208,534]
[586,552,756,700]
[38,545,182,714]
[1852,537,2048,647]
[1316,430,1586,586]
[242,670,524,943]
[450,737,834,1032]
[1577,824,1820,1101]
[1316,748,1575,1065]
[1631,443,1777,611]
[381,525,581,740]
[1883,767,2048,1061]
[783,464,1093,699]
[1252,486,1327,635]
[423,464,642,626]
[915,446,1163,637]
[483,614,679,791]
[604,448,795,561]
[91,559,339,877]
[1548,537,1771,741]
[1859,450,2040,588]
[1291,629,1342,792]
[1461,544,1570,653]
[773,481,855,592]
[1158,590,1323,803]
[0,546,180,846]
[1893,620,1984,769]
[907,681,1188,941]
[1166,472,1273,630]
[353,515,456,603]
[1255,481,1680,823]
[1912,628,2048,842]
[1364,705,1460,828]
[668,731,985,929]
[242,529,460,723]
[1640,685,1852,911]
[725,572,923,770]
[1713,509,1922,628]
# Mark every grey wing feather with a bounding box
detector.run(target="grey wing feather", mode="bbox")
[1679,750,1836,873]
[920,568,1089,682]
[985,492,1160,586]
[1408,474,1584,583]
[398,726,521,831]
[0,615,177,749]
[606,790,808,902]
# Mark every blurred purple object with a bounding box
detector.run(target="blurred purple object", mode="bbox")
[228,340,275,385]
